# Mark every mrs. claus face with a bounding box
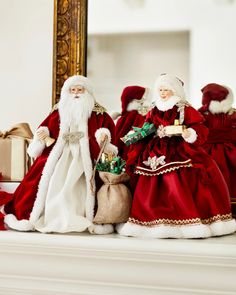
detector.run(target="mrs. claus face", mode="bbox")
[159,86,174,101]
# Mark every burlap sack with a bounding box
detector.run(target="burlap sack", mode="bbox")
[93,171,132,224]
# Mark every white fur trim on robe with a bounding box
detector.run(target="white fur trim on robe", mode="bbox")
[27,126,49,158]
[116,219,236,239]
[5,121,114,234]
[182,127,197,143]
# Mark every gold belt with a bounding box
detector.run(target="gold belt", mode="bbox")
[62,131,84,144]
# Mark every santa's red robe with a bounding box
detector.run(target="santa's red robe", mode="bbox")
[1,110,60,223]
[118,104,236,238]
[198,109,236,214]
[1,106,116,233]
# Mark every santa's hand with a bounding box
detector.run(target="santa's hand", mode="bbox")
[182,129,191,139]
[157,125,166,138]
[36,129,49,141]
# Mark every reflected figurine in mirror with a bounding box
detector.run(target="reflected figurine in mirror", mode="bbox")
[114,85,150,161]
[0,75,117,235]
[117,74,236,239]
[198,83,236,215]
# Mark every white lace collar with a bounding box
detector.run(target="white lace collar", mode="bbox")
[154,95,181,111]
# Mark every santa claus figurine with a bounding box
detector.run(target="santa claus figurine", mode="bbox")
[114,85,150,161]
[199,83,236,215]
[0,75,117,234]
[117,74,236,239]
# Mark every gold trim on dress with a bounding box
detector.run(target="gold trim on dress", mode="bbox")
[135,159,192,176]
[129,213,233,227]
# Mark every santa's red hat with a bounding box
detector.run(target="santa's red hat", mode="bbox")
[121,86,147,114]
[201,83,233,114]
[61,75,94,96]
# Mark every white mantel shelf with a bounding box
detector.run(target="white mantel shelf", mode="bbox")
[0,231,236,295]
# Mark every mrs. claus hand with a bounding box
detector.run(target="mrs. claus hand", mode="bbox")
[182,129,191,139]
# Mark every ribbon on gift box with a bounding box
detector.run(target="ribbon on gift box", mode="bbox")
[0,123,33,140]
[0,123,33,181]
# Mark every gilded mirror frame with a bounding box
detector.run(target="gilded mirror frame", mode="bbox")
[52,0,87,105]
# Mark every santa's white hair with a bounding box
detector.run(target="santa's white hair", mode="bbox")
[61,75,94,96]
[58,75,95,131]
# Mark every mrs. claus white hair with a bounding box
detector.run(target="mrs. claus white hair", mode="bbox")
[154,74,186,100]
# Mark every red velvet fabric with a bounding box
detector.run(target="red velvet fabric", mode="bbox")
[3,110,60,221]
[126,105,232,225]
[0,109,115,227]
[115,110,145,161]
[115,110,145,193]
[199,110,236,200]
[201,83,229,107]
[0,173,10,230]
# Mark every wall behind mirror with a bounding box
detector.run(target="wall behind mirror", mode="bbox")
[0,0,54,132]
[87,0,236,113]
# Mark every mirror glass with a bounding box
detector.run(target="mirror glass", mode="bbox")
[87,0,236,113]
[0,0,54,131]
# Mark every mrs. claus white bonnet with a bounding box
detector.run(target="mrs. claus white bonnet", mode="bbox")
[154,74,186,99]
[154,74,186,111]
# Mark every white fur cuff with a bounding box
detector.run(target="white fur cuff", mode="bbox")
[104,143,118,156]
[27,126,49,158]
[95,128,112,145]
[183,127,197,143]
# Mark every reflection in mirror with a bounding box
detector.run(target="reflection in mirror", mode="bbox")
[0,0,54,131]
[87,0,236,113]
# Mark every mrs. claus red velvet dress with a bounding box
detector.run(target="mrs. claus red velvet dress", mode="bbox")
[199,110,236,211]
[117,101,236,238]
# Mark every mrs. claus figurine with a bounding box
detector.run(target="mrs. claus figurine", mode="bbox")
[117,74,236,239]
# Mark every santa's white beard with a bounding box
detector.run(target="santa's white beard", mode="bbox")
[58,92,95,130]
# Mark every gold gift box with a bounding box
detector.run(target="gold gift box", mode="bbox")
[165,120,186,136]
[0,123,33,182]
[0,138,31,181]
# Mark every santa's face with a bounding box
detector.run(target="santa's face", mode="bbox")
[69,85,85,99]
[159,87,174,101]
